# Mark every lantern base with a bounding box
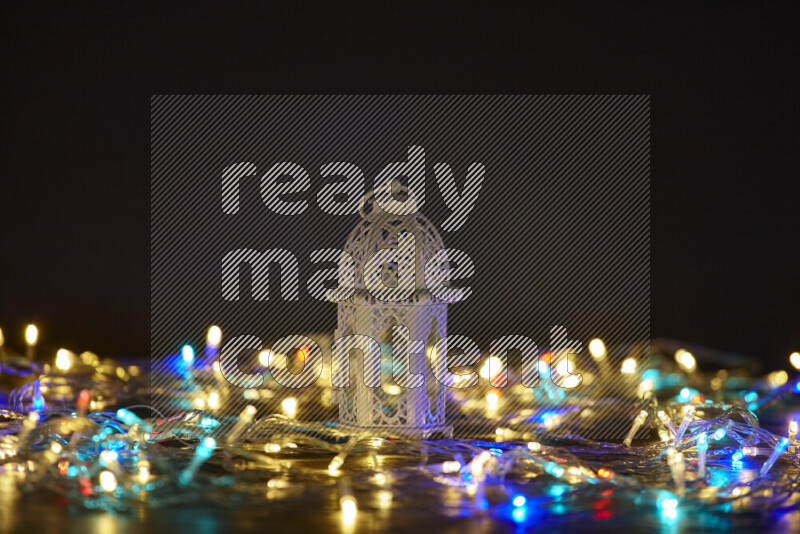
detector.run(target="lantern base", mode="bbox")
[337,422,453,440]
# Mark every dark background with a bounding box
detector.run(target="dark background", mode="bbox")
[1,3,797,368]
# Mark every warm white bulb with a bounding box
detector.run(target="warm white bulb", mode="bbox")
[100,450,118,465]
[789,352,800,370]
[562,375,581,389]
[769,370,788,387]
[55,349,72,371]
[383,384,402,396]
[639,378,655,392]
[138,465,150,484]
[588,338,606,358]
[621,358,636,374]
[25,324,38,346]
[555,358,574,376]
[442,460,461,473]
[207,325,222,347]
[0,327,4,347]
[207,391,220,410]
[675,349,696,371]
[486,391,500,411]
[99,470,118,492]
[479,356,504,379]
[259,350,272,367]
[376,489,392,509]
[341,496,357,523]
[281,398,297,418]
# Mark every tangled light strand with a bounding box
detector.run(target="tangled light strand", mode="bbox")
[0,337,798,524]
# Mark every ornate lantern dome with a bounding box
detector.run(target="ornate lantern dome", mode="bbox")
[340,188,448,305]
[335,186,452,438]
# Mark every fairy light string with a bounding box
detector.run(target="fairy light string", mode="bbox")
[0,328,797,522]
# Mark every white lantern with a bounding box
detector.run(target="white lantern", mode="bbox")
[334,187,452,439]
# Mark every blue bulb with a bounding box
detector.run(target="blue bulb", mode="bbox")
[33,379,44,411]
[512,494,526,507]
[117,408,140,426]
[182,345,195,364]
[200,417,220,429]
[679,388,690,400]
[511,507,527,523]
[196,437,216,459]
[544,462,565,478]
[659,497,678,510]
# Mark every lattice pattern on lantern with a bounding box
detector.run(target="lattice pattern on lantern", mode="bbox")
[334,186,452,438]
